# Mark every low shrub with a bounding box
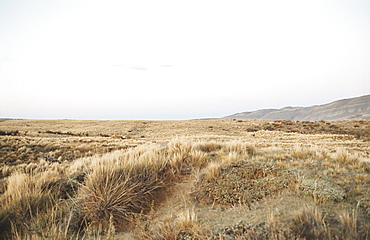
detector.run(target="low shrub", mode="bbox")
[193,160,295,206]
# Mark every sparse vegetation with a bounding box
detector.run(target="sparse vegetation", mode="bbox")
[193,160,295,206]
[0,119,369,239]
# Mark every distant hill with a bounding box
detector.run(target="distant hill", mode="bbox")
[225,95,370,121]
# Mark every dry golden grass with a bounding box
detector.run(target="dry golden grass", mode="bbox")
[0,119,369,239]
[202,161,222,181]
[292,206,328,239]
[77,148,168,232]
[338,207,359,238]
[0,170,65,239]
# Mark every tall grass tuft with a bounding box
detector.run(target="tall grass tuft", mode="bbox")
[168,138,193,174]
[333,148,358,164]
[202,162,222,181]
[168,137,193,158]
[195,142,222,153]
[189,150,208,169]
[176,208,198,230]
[0,171,62,239]
[224,140,256,156]
[292,206,329,239]
[338,208,359,239]
[77,149,168,233]
[222,151,240,164]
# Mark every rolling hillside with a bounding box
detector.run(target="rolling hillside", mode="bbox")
[225,94,370,121]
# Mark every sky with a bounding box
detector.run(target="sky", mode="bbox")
[1,0,370,120]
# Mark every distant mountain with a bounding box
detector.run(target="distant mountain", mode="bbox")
[225,95,370,121]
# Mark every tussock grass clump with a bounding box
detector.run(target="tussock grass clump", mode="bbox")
[290,145,316,159]
[315,148,331,160]
[137,208,204,240]
[168,137,193,158]
[222,151,241,164]
[195,142,222,153]
[291,205,370,239]
[77,149,168,232]
[333,148,358,164]
[168,138,193,174]
[194,160,295,206]
[224,140,256,156]
[168,138,216,173]
[188,150,208,169]
[0,171,64,239]
[292,206,329,239]
[176,208,198,229]
[338,208,359,239]
[203,162,222,181]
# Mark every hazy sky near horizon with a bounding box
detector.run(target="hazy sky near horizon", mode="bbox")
[1,0,370,120]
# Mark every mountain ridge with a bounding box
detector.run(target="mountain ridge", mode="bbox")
[225,94,370,121]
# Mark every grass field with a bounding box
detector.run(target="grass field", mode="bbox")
[0,119,370,239]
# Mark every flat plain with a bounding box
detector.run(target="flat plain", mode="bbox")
[0,119,370,239]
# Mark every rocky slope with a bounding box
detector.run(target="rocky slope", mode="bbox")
[225,94,370,121]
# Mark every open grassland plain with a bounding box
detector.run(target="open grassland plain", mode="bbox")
[0,119,370,239]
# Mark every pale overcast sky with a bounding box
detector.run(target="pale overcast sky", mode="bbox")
[1,0,370,120]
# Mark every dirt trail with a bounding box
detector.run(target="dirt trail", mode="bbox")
[154,174,197,220]
[115,174,196,239]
